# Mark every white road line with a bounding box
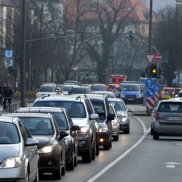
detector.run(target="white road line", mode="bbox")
[87,116,150,182]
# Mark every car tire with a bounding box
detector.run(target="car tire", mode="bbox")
[82,149,92,163]
[74,154,78,167]
[104,140,110,150]
[92,141,96,160]
[151,127,153,135]
[124,126,130,134]
[53,166,61,180]
[96,143,99,156]
[110,139,112,148]
[67,152,74,171]
[153,131,159,140]
[34,166,39,182]
[113,132,119,141]
[61,162,66,176]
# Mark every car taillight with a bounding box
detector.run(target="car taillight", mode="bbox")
[155,112,160,120]
[162,91,166,95]
[172,92,174,94]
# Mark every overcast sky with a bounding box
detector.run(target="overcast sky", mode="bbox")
[141,0,175,12]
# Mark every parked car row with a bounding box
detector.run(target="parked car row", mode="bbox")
[0,88,132,181]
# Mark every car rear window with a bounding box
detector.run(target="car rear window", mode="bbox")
[158,102,182,112]
[39,86,54,92]
[0,122,20,144]
[72,87,92,94]
[91,85,107,91]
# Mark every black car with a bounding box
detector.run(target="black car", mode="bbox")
[5,113,68,180]
[15,107,80,170]
[87,95,114,150]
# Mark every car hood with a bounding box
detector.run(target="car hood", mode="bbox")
[32,135,54,149]
[117,111,127,116]
[122,91,139,95]
[71,118,88,127]
[62,91,69,95]
[0,144,20,162]
[37,92,57,96]
[99,122,108,128]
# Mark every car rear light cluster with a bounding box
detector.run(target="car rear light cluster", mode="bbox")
[154,112,160,120]
[162,91,166,95]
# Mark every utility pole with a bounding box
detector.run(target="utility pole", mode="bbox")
[21,0,26,107]
[148,0,153,78]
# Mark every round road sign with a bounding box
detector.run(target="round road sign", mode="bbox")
[155,54,162,61]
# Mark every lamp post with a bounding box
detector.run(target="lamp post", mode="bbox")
[21,0,26,107]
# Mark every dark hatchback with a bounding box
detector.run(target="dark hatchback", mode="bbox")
[5,113,68,180]
[87,95,114,150]
[15,107,80,171]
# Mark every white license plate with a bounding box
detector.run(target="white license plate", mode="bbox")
[167,117,181,120]
[128,98,134,100]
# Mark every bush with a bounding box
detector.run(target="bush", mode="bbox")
[14,91,36,100]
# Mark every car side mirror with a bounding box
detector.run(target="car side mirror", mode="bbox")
[71,125,80,131]
[25,138,39,146]
[127,109,133,112]
[90,113,99,120]
[59,130,69,140]
[107,114,115,121]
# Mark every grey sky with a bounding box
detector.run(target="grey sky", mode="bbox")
[141,0,175,12]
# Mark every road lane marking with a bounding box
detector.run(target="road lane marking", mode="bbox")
[164,162,181,168]
[87,116,150,182]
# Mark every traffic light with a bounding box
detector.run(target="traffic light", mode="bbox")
[160,68,164,75]
[80,32,83,42]
[151,64,157,78]
[86,73,89,79]
[81,74,84,78]
[129,31,132,41]
[140,72,145,77]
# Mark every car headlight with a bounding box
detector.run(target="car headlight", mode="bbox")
[80,127,89,134]
[99,128,107,132]
[0,157,22,168]
[112,120,117,126]
[39,145,54,153]
[121,117,127,123]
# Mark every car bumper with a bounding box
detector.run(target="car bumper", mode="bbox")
[0,164,25,182]
[98,132,110,145]
[78,134,91,153]
[119,123,129,131]
[112,126,119,136]
[39,152,60,173]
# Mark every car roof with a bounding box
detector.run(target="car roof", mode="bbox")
[5,113,52,118]
[91,83,107,86]
[72,86,90,89]
[40,83,56,86]
[108,98,123,102]
[16,107,65,113]
[94,91,113,93]
[0,116,17,123]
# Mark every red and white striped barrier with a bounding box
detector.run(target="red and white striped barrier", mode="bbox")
[146,97,155,111]
[154,91,160,101]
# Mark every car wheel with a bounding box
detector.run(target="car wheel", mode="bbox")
[25,169,29,182]
[82,149,92,163]
[151,127,153,135]
[124,126,130,134]
[96,142,99,156]
[103,140,110,150]
[53,166,61,180]
[67,152,74,170]
[153,131,159,140]
[110,139,112,148]
[92,141,96,160]
[74,154,78,167]
[34,166,39,182]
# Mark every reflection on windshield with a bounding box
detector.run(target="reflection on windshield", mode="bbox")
[91,85,107,91]
[0,122,19,144]
[109,101,125,111]
[122,85,140,91]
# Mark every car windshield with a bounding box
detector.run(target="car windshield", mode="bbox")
[34,101,86,118]
[158,102,182,112]
[175,89,182,95]
[90,100,106,121]
[95,92,115,98]
[39,86,54,92]
[108,101,125,111]
[59,85,73,92]
[18,117,54,135]
[91,85,107,91]
[0,122,20,144]
[122,85,140,91]
[72,87,92,94]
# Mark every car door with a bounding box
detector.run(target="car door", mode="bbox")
[105,99,112,135]
[18,121,38,181]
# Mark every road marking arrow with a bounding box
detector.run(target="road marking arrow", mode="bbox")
[164,162,181,169]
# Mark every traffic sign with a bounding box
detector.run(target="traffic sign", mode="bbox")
[144,53,156,65]
[155,53,162,61]
[145,78,154,88]
[4,50,13,68]
[146,88,155,97]
[153,84,160,91]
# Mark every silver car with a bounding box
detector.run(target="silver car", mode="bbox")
[0,116,39,182]
[151,98,182,140]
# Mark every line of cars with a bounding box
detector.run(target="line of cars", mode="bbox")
[0,82,132,181]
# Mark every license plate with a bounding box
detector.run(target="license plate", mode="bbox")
[167,117,181,120]
[128,98,134,100]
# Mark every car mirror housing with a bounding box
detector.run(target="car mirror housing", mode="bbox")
[90,113,99,120]
[25,138,39,146]
[60,130,69,140]
[71,125,80,131]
